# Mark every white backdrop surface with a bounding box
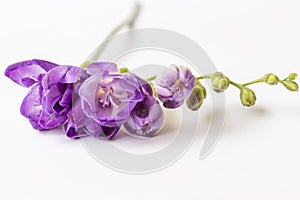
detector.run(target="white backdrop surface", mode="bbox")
[0,0,300,199]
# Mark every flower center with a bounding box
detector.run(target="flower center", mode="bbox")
[170,80,181,94]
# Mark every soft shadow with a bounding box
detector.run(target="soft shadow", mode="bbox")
[203,105,270,137]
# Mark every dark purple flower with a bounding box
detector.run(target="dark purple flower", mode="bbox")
[5,59,86,130]
[124,95,164,137]
[78,62,147,137]
[155,65,195,108]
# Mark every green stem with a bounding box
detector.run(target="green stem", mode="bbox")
[147,75,157,81]
[242,77,264,86]
[81,1,141,68]
[229,81,244,89]
[197,74,213,80]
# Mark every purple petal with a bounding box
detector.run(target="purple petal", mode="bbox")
[41,85,63,115]
[65,100,120,139]
[156,66,179,87]
[78,75,99,118]
[59,85,73,107]
[32,59,59,71]
[124,97,164,137]
[155,65,195,109]
[86,62,118,75]
[64,120,89,139]
[20,84,43,130]
[60,66,87,84]
[162,99,183,109]
[41,66,86,89]
[41,66,69,89]
[38,111,67,129]
[5,59,58,87]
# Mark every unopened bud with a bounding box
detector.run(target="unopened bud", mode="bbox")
[119,67,129,73]
[211,72,230,93]
[288,73,298,81]
[264,73,279,85]
[240,87,256,106]
[212,72,223,78]
[282,80,298,91]
[186,85,206,111]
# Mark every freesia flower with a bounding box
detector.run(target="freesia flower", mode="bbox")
[77,62,151,138]
[5,59,87,130]
[155,65,195,108]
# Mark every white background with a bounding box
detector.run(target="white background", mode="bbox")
[1,0,300,199]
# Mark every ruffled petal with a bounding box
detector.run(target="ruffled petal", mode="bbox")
[41,85,63,115]
[156,66,179,87]
[86,62,118,75]
[5,59,58,87]
[41,66,69,89]
[124,96,164,137]
[20,84,43,130]
[64,120,89,139]
[64,99,119,139]
[78,75,99,119]
[20,83,68,130]
[59,85,73,107]
[38,111,67,129]
[60,66,87,83]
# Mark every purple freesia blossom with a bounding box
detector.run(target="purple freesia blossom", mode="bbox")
[77,62,150,138]
[6,60,167,139]
[5,59,87,130]
[155,65,195,108]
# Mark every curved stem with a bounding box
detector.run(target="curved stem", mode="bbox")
[81,1,141,67]
[230,81,244,89]
[147,75,157,81]
[197,74,213,80]
[242,77,264,86]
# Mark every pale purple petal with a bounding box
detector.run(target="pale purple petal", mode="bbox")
[65,100,119,139]
[155,65,195,109]
[86,62,118,75]
[124,96,164,137]
[78,75,99,119]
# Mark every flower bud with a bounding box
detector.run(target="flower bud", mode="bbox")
[211,72,230,93]
[212,72,223,78]
[240,87,256,106]
[119,67,129,73]
[186,85,206,111]
[264,73,279,85]
[288,73,298,81]
[282,80,298,91]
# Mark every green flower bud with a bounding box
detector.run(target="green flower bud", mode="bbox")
[282,80,299,91]
[186,85,206,111]
[195,80,207,98]
[288,73,298,81]
[263,73,279,85]
[240,87,256,106]
[212,72,223,78]
[119,67,129,73]
[211,72,230,93]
